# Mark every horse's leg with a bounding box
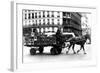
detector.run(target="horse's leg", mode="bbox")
[82,45,86,54]
[72,44,76,54]
[77,45,82,53]
[66,44,72,54]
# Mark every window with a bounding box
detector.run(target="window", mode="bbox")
[43,11,45,17]
[63,12,66,16]
[45,28,48,32]
[32,20,34,25]
[57,12,60,17]
[66,20,68,24]
[37,28,39,32]
[47,19,50,25]
[25,21,27,26]
[57,19,60,25]
[49,27,52,32]
[67,12,71,18]
[25,14,27,19]
[43,28,45,33]
[47,11,49,17]
[43,19,45,25]
[35,20,37,25]
[28,13,31,19]
[29,20,31,25]
[35,13,37,18]
[52,27,54,32]
[41,28,43,33]
[52,11,54,17]
[52,19,54,25]
[54,27,58,32]
[39,20,41,25]
[32,13,34,19]
[39,12,41,18]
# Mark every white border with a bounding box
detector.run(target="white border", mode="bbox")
[11,1,97,72]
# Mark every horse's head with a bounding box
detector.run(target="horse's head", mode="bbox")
[84,34,91,41]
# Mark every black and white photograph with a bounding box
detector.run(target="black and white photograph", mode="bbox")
[22,9,92,63]
[11,2,97,71]
[0,0,99,72]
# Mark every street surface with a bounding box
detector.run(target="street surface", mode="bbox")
[23,44,91,64]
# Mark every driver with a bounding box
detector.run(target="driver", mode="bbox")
[56,27,62,45]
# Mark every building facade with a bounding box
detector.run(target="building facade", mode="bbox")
[63,12,82,36]
[81,14,91,35]
[23,9,82,36]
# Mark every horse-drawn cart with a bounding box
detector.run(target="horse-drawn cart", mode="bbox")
[24,32,74,55]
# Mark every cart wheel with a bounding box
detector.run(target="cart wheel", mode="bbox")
[50,48,57,55]
[57,48,62,54]
[30,48,36,55]
[39,47,44,54]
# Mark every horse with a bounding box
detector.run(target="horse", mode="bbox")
[66,34,90,54]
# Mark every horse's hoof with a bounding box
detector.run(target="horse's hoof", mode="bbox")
[74,52,76,54]
[77,50,79,53]
[84,53,87,54]
[66,51,68,54]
